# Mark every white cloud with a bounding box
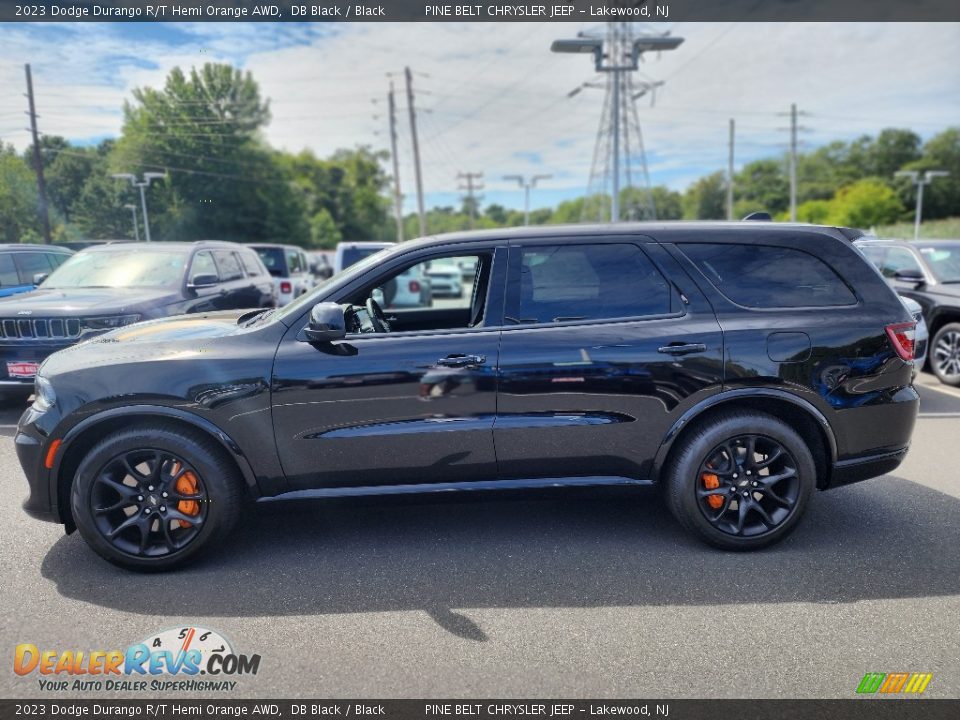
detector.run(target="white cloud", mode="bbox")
[1,21,958,211]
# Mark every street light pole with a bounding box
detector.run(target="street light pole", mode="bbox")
[111,172,166,242]
[123,203,139,242]
[895,170,950,240]
[503,174,553,225]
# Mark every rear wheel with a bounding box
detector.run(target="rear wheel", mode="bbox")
[931,322,960,386]
[71,424,242,571]
[665,411,815,550]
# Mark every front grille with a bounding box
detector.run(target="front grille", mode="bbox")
[0,318,82,341]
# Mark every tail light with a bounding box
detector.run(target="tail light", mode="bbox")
[409,280,421,293]
[885,322,916,361]
[280,281,292,294]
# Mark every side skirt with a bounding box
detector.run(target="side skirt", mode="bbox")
[257,475,654,502]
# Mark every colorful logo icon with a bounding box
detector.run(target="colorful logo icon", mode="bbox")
[856,672,932,695]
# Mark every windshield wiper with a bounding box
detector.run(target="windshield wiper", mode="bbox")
[242,308,275,327]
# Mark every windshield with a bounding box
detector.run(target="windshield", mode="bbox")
[918,244,960,283]
[42,249,189,290]
[274,245,397,322]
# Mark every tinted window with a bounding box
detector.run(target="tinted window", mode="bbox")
[239,250,265,277]
[14,252,53,284]
[213,250,244,281]
[0,254,19,287]
[341,246,382,269]
[509,244,673,324]
[48,252,71,268]
[190,251,219,282]
[880,247,924,279]
[682,243,856,308]
[255,247,285,277]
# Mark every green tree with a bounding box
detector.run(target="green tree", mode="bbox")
[683,172,726,220]
[734,159,789,215]
[825,179,904,228]
[649,186,683,220]
[0,145,39,244]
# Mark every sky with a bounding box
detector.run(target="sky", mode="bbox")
[0,21,958,213]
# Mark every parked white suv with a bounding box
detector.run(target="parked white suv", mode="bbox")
[251,244,315,307]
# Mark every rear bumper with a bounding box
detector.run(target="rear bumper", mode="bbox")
[827,446,909,489]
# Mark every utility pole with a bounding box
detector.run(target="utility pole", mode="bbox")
[457,172,484,229]
[726,118,735,221]
[404,67,427,238]
[778,103,808,222]
[895,170,950,240]
[124,203,140,242]
[503,174,552,226]
[387,82,404,243]
[24,63,51,244]
[112,172,166,242]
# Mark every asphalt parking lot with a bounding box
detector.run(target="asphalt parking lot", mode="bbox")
[1,372,958,699]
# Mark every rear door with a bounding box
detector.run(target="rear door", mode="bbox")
[494,237,724,480]
[213,249,259,309]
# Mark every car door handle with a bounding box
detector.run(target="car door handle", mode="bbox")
[437,354,486,367]
[658,342,707,356]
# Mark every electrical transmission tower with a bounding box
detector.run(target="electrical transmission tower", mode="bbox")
[553,24,683,224]
[458,172,484,229]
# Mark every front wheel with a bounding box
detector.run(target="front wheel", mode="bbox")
[664,411,815,550]
[71,424,242,571]
[931,322,960,387]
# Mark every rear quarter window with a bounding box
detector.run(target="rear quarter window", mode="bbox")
[681,242,856,308]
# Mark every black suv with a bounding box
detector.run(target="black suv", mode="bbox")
[0,241,274,398]
[856,238,960,386]
[16,223,919,570]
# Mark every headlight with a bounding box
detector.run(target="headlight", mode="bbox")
[83,314,141,331]
[33,375,56,413]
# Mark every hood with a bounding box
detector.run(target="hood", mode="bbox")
[92,309,252,345]
[0,287,180,318]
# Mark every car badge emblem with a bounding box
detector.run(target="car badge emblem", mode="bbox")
[17,310,32,316]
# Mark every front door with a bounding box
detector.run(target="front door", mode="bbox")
[271,245,506,490]
[494,238,724,480]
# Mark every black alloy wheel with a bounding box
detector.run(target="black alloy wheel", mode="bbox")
[90,450,208,558]
[695,435,800,537]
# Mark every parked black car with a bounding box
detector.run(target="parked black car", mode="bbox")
[17,223,918,570]
[856,238,960,386]
[0,241,274,397]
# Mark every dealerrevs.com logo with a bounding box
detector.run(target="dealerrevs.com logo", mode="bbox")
[14,626,260,693]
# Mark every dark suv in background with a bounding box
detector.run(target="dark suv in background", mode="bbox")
[857,238,960,386]
[16,223,918,570]
[0,241,274,398]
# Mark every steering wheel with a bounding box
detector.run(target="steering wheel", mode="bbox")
[366,296,390,333]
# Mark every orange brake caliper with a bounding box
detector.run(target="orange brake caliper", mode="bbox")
[171,462,201,528]
[701,472,724,509]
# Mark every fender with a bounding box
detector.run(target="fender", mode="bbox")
[50,405,262,518]
[650,388,839,481]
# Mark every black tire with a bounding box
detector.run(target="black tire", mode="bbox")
[70,424,243,571]
[664,411,815,551]
[930,322,960,387]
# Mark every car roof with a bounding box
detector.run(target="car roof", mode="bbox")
[0,244,73,252]
[80,240,246,252]
[392,221,858,252]
[249,243,304,250]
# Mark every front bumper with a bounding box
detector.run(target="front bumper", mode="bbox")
[16,403,63,525]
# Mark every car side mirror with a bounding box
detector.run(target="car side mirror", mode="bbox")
[893,268,925,286]
[188,273,219,289]
[33,272,48,285]
[304,302,346,343]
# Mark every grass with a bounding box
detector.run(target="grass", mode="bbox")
[874,217,960,240]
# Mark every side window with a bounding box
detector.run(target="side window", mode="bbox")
[375,255,476,311]
[48,253,70,268]
[508,243,674,324]
[0,254,19,287]
[857,245,887,271]
[239,251,264,277]
[213,250,244,281]
[287,250,303,274]
[881,247,924,279]
[14,252,53,285]
[190,251,219,282]
[682,243,856,308]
